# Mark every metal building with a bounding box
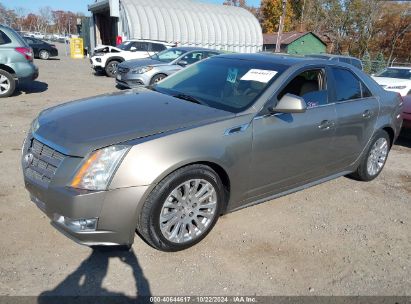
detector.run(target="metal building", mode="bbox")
[88,0,263,53]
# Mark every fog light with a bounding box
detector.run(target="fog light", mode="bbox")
[54,214,98,232]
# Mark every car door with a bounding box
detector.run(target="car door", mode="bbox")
[249,67,338,199]
[328,66,379,169]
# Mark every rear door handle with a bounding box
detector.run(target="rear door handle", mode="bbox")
[362,110,373,119]
[318,120,335,130]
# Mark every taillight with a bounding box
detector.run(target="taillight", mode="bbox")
[15,47,33,61]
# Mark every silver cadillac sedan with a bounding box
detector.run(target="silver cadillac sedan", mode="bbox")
[22,53,403,251]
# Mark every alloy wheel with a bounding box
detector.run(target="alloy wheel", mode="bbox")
[0,75,10,95]
[159,179,218,244]
[367,137,388,176]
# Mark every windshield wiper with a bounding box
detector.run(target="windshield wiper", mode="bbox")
[173,93,205,105]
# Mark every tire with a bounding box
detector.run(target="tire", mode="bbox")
[137,164,224,252]
[0,69,16,98]
[349,130,390,181]
[39,50,50,60]
[105,60,121,78]
[150,74,167,85]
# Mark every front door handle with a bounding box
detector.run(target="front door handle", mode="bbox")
[362,109,373,119]
[318,120,335,130]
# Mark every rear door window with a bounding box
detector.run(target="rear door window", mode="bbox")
[0,30,12,45]
[150,43,166,52]
[331,68,362,101]
[132,42,149,52]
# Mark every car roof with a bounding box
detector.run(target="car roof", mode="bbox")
[216,53,311,66]
[170,46,220,52]
[127,39,175,45]
[306,54,360,60]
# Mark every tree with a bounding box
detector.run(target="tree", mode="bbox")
[223,0,259,17]
[362,50,372,74]
[260,0,295,33]
[372,52,386,74]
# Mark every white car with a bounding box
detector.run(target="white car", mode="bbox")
[30,32,45,39]
[372,67,411,96]
[90,39,176,77]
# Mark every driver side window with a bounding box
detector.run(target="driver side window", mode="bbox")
[278,69,328,108]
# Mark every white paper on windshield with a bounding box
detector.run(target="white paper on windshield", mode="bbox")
[240,69,278,83]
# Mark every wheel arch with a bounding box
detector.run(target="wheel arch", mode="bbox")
[105,56,124,67]
[0,65,15,75]
[381,125,395,147]
[150,73,168,85]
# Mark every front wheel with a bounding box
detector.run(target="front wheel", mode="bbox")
[350,130,390,181]
[0,69,16,98]
[105,60,120,77]
[39,50,50,60]
[150,74,167,85]
[137,164,224,251]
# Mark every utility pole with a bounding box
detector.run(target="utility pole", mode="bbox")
[275,0,287,53]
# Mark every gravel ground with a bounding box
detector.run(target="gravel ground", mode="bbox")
[0,44,410,298]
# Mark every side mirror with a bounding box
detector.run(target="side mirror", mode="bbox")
[269,93,307,114]
[178,60,188,67]
[130,46,137,52]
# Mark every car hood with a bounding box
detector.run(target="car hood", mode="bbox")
[34,88,233,157]
[119,58,163,69]
[372,76,411,87]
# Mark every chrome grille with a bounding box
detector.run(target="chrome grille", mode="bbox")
[117,66,129,74]
[25,138,65,186]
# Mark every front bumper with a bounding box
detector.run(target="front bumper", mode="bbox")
[115,71,151,88]
[90,57,104,71]
[22,136,149,246]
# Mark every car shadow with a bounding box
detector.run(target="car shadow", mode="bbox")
[395,130,411,148]
[37,247,152,303]
[13,81,48,96]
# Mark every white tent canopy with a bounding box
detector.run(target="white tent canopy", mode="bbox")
[117,0,262,53]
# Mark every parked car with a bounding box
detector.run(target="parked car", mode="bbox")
[90,39,176,77]
[0,25,38,98]
[372,66,411,97]
[22,53,402,251]
[29,32,45,40]
[23,36,58,60]
[306,54,363,70]
[116,47,221,88]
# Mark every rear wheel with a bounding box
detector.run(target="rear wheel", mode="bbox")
[39,50,50,60]
[105,60,120,77]
[137,164,224,251]
[350,130,390,181]
[0,69,15,98]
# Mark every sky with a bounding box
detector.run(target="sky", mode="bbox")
[6,0,261,14]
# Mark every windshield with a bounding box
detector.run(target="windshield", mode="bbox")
[154,57,287,113]
[151,49,187,63]
[376,68,411,80]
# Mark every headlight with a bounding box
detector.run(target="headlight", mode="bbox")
[70,145,130,191]
[387,85,406,89]
[131,66,153,74]
[31,117,40,133]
